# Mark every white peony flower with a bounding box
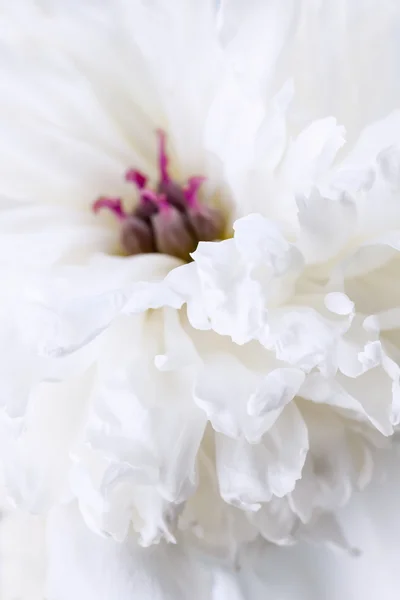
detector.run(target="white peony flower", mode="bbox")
[1,0,400,597]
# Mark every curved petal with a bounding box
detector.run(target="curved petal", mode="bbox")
[215,402,308,510]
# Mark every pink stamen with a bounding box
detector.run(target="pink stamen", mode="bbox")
[157,193,170,212]
[125,169,148,190]
[92,129,223,261]
[141,188,170,211]
[183,176,206,207]
[92,197,127,220]
[141,189,160,204]
[157,129,170,184]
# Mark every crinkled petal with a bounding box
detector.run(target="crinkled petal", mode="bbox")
[215,402,308,510]
[194,352,304,443]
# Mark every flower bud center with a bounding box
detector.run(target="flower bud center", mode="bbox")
[93,131,225,261]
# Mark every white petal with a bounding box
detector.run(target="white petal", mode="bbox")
[324,292,354,316]
[249,497,297,545]
[0,375,89,512]
[46,504,214,600]
[215,402,308,509]
[22,254,180,358]
[194,353,303,443]
[297,189,357,264]
[281,117,346,196]
[247,368,305,418]
[190,239,268,345]
[344,111,400,167]
[70,312,206,542]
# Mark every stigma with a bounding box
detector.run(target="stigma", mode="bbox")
[93,131,225,261]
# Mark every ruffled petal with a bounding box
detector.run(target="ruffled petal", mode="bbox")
[194,352,304,443]
[215,402,308,510]
[68,310,206,543]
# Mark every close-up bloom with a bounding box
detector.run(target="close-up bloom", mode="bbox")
[1,1,400,598]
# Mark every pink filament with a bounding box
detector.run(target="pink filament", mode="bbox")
[141,189,161,204]
[125,169,148,189]
[157,194,170,212]
[183,176,206,207]
[157,129,170,184]
[92,197,127,220]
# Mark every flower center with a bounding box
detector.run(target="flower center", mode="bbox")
[92,131,225,261]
